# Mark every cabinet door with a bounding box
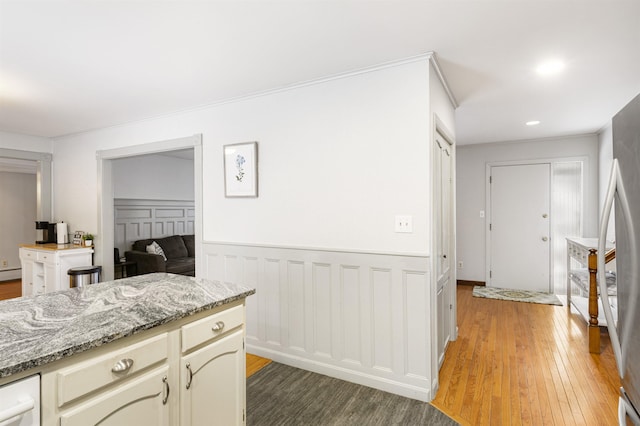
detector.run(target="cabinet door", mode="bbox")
[59,366,170,426]
[181,330,245,426]
[21,258,34,297]
[44,262,58,293]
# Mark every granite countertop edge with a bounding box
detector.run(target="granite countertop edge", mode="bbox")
[0,273,255,379]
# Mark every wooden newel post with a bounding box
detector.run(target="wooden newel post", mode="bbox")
[587,248,600,353]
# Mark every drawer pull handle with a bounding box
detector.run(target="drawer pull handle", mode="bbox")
[162,376,170,405]
[111,358,134,373]
[212,321,225,332]
[0,397,34,423]
[186,363,193,389]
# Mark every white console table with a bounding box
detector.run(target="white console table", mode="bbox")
[19,244,94,296]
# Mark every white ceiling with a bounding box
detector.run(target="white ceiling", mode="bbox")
[1,1,639,145]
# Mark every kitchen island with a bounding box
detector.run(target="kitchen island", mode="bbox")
[0,273,255,425]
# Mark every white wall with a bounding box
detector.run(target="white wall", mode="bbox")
[0,171,36,280]
[52,58,433,255]
[0,131,52,153]
[112,154,194,200]
[456,134,599,281]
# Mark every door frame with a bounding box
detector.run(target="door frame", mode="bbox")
[96,134,203,281]
[484,156,588,291]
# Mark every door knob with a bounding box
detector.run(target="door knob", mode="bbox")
[542,236,548,241]
[542,213,548,218]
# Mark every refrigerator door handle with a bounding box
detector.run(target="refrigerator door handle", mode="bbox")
[620,389,640,425]
[598,159,624,376]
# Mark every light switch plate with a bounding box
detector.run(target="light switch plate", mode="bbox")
[395,215,413,233]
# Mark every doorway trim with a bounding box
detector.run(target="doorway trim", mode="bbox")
[96,134,203,281]
[484,156,588,291]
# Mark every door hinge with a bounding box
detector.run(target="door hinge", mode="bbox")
[489,223,492,231]
[450,304,453,310]
[490,270,492,278]
[243,409,245,422]
[489,175,492,184]
[243,339,245,350]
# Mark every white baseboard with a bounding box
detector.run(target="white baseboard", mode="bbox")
[0,270,21,281]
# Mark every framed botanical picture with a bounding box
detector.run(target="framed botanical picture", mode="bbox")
[224,142,258,197]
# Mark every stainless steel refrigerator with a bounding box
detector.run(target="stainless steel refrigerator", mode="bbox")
[599,92,640,425]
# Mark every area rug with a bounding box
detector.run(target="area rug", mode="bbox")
[247,362,457,425]
[472,286,562,306]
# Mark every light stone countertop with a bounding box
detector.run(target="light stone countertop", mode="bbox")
[0,273,255,378]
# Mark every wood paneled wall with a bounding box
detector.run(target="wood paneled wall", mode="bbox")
[202,242,435,401]
[114,199,194,255]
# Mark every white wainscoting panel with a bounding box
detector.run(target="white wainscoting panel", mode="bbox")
[202,242,434,401]
[114,199,194,254]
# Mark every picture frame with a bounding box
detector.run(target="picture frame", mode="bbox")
[72,231,85,245]
[224,142,258,197]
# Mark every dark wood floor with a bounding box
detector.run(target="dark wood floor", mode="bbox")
[431,284,620,425]
[247,362,455,425]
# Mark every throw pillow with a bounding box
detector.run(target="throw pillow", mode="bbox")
[146,241,167,261]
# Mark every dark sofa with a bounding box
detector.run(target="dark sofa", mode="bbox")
[125,234,195,276]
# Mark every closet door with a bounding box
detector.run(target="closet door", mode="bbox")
[434,133,453,366]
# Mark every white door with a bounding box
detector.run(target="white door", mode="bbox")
[490,164,550,292]
[435,133,453,364]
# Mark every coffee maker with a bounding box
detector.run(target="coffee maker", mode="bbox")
[36,221,57,244]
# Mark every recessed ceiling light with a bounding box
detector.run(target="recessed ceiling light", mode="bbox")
[536,60,565,75]
[526,120,541,126]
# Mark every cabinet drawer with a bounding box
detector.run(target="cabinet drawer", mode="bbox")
[21,249,35,259]
[56,333,169,407]
[36,251,54,263]
[181,305,243,353]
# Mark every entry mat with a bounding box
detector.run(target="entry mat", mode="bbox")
[472,286,562,306]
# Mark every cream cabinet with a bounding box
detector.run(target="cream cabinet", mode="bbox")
[58,366,170,426]
[40,301,246,425]
[19,245,93,295]
[180,304,245,426]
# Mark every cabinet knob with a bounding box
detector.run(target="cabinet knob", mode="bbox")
[111,358,134,373]
[212,321,225,332]
[542,236,549,242]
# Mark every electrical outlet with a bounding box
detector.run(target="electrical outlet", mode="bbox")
[395,215,413,233]
[1,260,7,268]
[458,261,464,269]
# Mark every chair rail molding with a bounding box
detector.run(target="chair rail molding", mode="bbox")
[201,241,435,402]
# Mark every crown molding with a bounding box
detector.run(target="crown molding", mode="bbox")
[427,51,459,108]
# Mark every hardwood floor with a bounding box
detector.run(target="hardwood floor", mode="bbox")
[431,284,620,425]
[246,353,272,378]
[0,279,21,300]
